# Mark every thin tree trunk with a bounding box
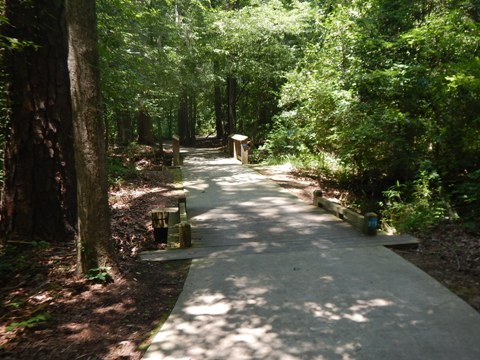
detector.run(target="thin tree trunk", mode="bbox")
[177,90,189,145]
[227,76,236,135]
[167,102,173,137]
[66,0,117,276]
[156,116,163,150]
[137,108,154,145]
[188,93,196,145]
[1,0,77,243]
[214,69,224,139]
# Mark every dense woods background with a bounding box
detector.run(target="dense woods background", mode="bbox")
[0,1,479,357]
[95,0,479,233]
[0,0,478,269]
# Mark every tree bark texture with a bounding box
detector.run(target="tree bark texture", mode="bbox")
[177,90,196,146]
[1,0,77,242]
[66,0,117,275]
[137,108,154,145]
[213,70,224,139]
[227,76,237,135]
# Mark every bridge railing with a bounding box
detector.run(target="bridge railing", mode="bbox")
[228,134,249,164]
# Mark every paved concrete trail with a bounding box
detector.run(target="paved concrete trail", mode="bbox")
[142,148,480,360]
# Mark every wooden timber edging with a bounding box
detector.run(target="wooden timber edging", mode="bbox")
[313,190,378,236]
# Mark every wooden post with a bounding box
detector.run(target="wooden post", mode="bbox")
[179,221,192,248]
[313,189,323,206]
[178,193,187,213]
[230,134,249,163]
[228,136,234,157]
[241,143,249,164]
[172,134,180,166]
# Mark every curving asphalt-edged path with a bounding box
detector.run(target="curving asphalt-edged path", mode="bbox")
[142,148,480,360]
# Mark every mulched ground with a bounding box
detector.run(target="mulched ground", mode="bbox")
[1,142,478,360]
[0,145,190,360]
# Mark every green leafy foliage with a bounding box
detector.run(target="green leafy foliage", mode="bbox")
[453,169,480,232]
[263,0,480,231]
[94,0,479,232]
[5,312,51,332]
[107,156,138,186]
[84,267,113,284]
[381,169,450,233]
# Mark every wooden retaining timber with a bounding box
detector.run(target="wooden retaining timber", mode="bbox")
[313,190,378,236]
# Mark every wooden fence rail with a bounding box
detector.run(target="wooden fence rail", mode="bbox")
[228,134,249,164]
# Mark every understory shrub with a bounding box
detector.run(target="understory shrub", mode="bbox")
[452,169,480,232]
[381,169,450,233]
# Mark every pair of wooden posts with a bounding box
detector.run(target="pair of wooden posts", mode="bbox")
[151,199,191,248]
[151,135,190,248]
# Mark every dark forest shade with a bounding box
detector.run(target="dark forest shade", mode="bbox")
[1,0,77,242]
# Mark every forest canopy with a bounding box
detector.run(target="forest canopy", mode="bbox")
[95,0,479,233]
[1,0,479,237]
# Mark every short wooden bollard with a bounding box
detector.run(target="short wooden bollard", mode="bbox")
[179,221,192,248]
[178,193,187,213]
[172,134,181,166]
[241,143,249,165]
[313,189,323,206]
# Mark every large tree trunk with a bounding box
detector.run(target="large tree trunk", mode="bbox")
[66,0,117,276]
[1,0,77,243]
[137,108,154,145]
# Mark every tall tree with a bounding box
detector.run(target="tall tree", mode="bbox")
[213,62,224,139]
[0,0,77,243]
[137,107,154,145]
[66,0,117,276]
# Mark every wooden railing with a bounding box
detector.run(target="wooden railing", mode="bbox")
[228,134,249,164]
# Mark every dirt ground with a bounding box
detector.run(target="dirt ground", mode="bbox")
[1,143,478,360]
[0,146,190,360]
